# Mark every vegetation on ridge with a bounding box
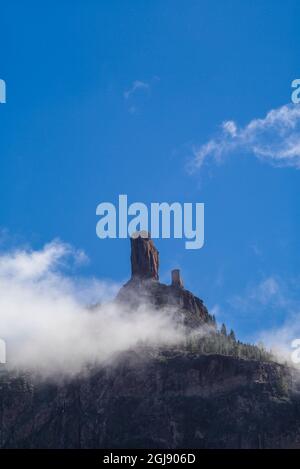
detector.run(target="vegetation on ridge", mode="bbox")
[185,322,274,362]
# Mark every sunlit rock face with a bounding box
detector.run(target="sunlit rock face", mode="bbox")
[116,233,215,329]
[171,269,184,289]
[130,232,159,281]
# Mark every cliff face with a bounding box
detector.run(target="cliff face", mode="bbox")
[130,232,159,281]
[117,233,215,329]
[1,234,300,449]
[1,351,300,449]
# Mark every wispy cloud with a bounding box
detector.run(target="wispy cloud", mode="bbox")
[124,80,150,100]
[123,77,160,114]
[227,275,300,362]
[229,276,293,314]
[0,240,86,281]
[189,104,300,171]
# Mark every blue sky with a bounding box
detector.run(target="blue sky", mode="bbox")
[0,0,300,343]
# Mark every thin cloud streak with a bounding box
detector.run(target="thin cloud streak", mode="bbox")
[189,104,300,171]
[124,80,150,100]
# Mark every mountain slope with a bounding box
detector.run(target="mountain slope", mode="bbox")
[1,233,300,449]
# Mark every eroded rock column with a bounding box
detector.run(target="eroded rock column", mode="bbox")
[130,232,159,280]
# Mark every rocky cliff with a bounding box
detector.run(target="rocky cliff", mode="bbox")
[1,350,300,448]
[1,234,300,449]
[117,233,215,329]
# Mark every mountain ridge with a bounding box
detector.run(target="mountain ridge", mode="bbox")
[1,234,300,449]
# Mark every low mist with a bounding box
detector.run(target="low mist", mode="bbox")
[0,240,185,378]
[257,314,300,366]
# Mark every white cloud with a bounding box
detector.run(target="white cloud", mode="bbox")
[228,275,300,364]
[250,277,280,305]
[190,104,300,170]
[0,240,85,281]
[124,80,150,100]
[256,311,300,364]
[222,120,237,137]
[229,276,290,313]
[252,277,300,363]
[0,240,186,378]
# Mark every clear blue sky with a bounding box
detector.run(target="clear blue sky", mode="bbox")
[0,0,299,342]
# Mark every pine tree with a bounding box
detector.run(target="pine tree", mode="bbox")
[220,323,227,336]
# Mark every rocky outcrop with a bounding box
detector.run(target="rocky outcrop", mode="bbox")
[171,269,184,289]
[117,234,215,329]
[130,232,159,280]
